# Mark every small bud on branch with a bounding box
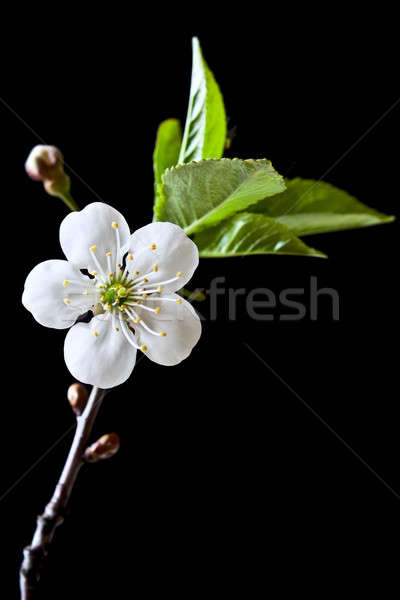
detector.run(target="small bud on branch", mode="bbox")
[84,433,120,463]
[67,383,89,416]
[25,145,78,211]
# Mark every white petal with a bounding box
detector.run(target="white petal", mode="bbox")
[123,222,199,293]
[22,260,95,329]
[64,314,137,388]
[132,294,201,366]
[60,202,131,273]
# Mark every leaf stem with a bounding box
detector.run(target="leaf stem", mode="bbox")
[19,386,105,599]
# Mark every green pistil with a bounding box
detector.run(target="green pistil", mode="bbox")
[103,279,131,308]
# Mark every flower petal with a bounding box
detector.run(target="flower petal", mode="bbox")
[123,222,199,293]
[64,314,137,388]
[131,294,201,366]
[22,259,95,329]
[60,202,131,273]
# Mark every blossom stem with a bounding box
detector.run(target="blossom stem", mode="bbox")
[19,385,106,599]
[57,190,79,212]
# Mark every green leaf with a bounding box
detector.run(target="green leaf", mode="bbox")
[250,178,395,236]
[153,119,182,188]
[178,37,226,163]
[194,213,326,258]
[155,158,286,235]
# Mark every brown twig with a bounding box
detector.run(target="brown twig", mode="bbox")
[19,386,105,599]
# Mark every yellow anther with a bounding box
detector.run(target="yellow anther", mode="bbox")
[134,317,141,324]
[117,263,121,268]
[142,294,147,299]
[115,327,119,332]
[155,307,161,314]
[105,304,111,310]
[141,345,147,352]
[101,295,106,302]
[120,304,126,310]
[128,253,133,261]
[112,221,118,229]
[176,271,182,277]
[153,264,158,272]
[108,273,113,278]
[64,298,71,305]
[90,245,97,252]
[115,298,120,304]
[106,252,112,257]
[135,270,140,276]
[63,280,69,287]
[143,278,148,283]
[93,330,99,337]
[83,290,89,296]
[160,331,167,337]
[150,243,156,250]
[176,298,182,304]
[157,285,163,293]
[91,271,98,276]
[98,284,104,289]
[136,300,142,305]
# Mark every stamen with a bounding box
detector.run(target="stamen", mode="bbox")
[150,243,156,250]
[126,302,159,314]
[93,330,99,338]
[132,274,182,292]
[62,278,89,287]
[131,296,178,303]
[89,245,106,279]
[106,253,113,277]
[122,253,133,280]
[112,222,121,272]
[126,308,165,337]
[119,316,143,350]
[64,298,71,305]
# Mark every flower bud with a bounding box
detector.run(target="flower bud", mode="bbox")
[84,433,120,463]
[25,145,64,181]
[25,145,72,200]
[67,382,89,415]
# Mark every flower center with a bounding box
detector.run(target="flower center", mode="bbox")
[102,280,130,310]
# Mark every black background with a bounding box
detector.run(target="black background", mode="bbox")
[1,9,399,598]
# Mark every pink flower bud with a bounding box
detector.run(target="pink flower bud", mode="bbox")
[84,433,120,463]
[25,145,72,202]
[25,145,64,181]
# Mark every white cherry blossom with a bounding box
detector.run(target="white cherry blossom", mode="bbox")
[22,202,201,388]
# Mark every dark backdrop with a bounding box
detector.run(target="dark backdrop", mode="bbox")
[1,9,399,598]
